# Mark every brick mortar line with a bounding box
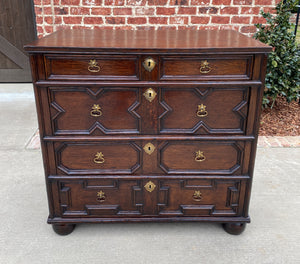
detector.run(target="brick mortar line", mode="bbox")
[35,0,275,34]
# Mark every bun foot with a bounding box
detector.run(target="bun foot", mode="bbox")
[52,224,76,235]
[223,222,246,235]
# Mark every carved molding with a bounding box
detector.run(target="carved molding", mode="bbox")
[49,87,141,135]
[59,180,143,217]
[157,180,242,216]
[159,87,248,134]
[56,142,142,175]
[158,141,243,175]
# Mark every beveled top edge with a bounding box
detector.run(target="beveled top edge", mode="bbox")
[24,29,272,52]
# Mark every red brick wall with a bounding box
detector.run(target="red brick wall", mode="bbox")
[34,0,280,38]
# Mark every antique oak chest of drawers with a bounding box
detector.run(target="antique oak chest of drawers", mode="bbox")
[25,29,271,235]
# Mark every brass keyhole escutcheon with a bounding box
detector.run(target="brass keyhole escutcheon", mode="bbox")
[90,104,102,117]
[199,60,212,74]
[143,57,156,72]
[88,59,101,73]
[143,143,155,155]
[94,152,105,164]
[143,88,157,102]
[197,104,208,117]
[195,150,206,162]
[144,181,156,193]
[96,190,106,202]
[193,190,202,201]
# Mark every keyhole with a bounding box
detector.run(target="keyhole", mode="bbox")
[148,146,151,151]
[149,184,152,189]
[148,61,151,67]
[148,91,152,98]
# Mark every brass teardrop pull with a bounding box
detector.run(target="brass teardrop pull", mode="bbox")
[88,59,101,73]
[94,152,105,164]
[90,104,102,117]
[195,150,206,162]
[96,190,106,202]
[197,104,208,117]
[193,190,202,201]
[199,60,212,74]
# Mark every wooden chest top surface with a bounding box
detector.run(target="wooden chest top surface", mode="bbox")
[24,29,271,53]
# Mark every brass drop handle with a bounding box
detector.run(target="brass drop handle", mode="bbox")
[90,104,102,117]
[200,60,212,74]
[197,104,208,117]
[94,152,105,164]
[96,190,106,202]
[88,59,101,73]
[195,150,206,162]
[193,190,202,201]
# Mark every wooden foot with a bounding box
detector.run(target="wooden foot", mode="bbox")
[223,222,246,235]
[52,224,76,235]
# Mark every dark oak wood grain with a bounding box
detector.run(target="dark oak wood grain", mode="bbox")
[25,29,270,235]
[45,54,139,81]
[24,29,271,53]
[160,55,253,81]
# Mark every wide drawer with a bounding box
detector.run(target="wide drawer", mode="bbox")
[53,179,144,217]
[54,140,245,176]
[44,55,139,80]
[49,87,141,135]
[156,178,246,217]
[158,140,244,175]
[159,86,249,134]
[47,85,249,136]
[56,141,142,175]
[160,55,253,80]
[51,178,246,218]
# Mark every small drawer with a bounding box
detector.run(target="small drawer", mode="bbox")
[49,87,141,135]
[159,140,244,175]
[159,86,249,135]
[157,179,246,217]
[44,55,139,80]
[160,55,253,80]
[54,179,144,217]
[55,142,142,175]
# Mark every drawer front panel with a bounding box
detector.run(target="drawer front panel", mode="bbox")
[159,87,249,134]
[157,179,245,217]
[53,140,245,176]
[56,142,142,175]
[52,178,246,217]
[45,55,139,80]
[49,87,141,135]
[159,141,244,175]
[54,179,144,217]
[160,56,252,80]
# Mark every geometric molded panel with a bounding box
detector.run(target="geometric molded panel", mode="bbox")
[58,180,144,217]
[56,142,142,175]
[159,141,244,175]
[157,179,243,217]
[159,87,249,135]
[49,87,141,135]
